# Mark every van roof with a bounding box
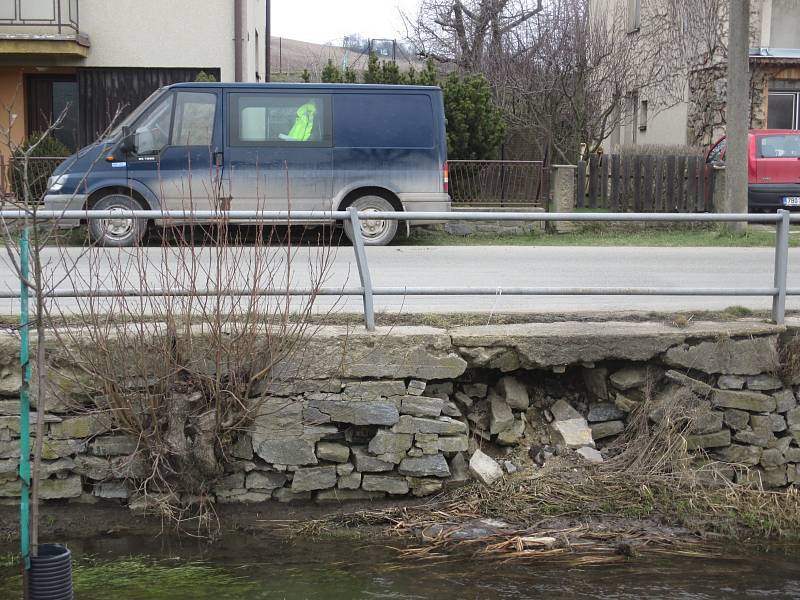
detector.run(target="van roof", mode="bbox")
[168,82,442,92]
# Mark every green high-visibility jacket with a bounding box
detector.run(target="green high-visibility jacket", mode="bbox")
[286,103,316,141]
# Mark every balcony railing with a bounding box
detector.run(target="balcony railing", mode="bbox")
[0,0,79,34]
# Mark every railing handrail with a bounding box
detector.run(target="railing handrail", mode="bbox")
[0,209,794,329]
[0,0,78,33]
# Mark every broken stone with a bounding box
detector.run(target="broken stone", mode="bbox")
[734,429,774,448]
[342,380,406,400]
[246,471,287,490]
[407,477,444,497]
[497,376,529,410]
[760,448,786,469]
[774,390,797,413]
[437,435,469,453]
[392,415,467,435]
[441,400,462,418]
[614,393,639,413]
[750,414,786,433]
[361,474,409,495]
[503,461,518,474]
[769,436,792,453]
[231,435,253,460]
[368,431,413,455]
[256,439,317,467]
[590,420,625,440]
[489,393,514,434]
[407,380,427,396]
[737,465,788,488]
[337,472,362,490]
[496,418,526,446]
[664,336,779,376]
[712,389,776,413]
[0,413,61,434]
[549,399,582,422]
[49,415,111,440]
[336,462,354,476]
[376,451,406,464]
[426,382,454,398]
[400,395,444,418]
[576,446,604,464]
[316,442,350,463]
[609,366,653,391]
[746,374,782,391]
[448,452,469,483]
[685,429,731,450]
[454,391,474,409]
[550,418,595,449]
[582,367,609,400]
[291,466,337,492]
[787,407,800,428]
[306,399,399,426]
[689,411,725,435]
[468,449,504,486]
[93,481,129,499]
[587,403,625,423]
[73,455,112,480]
[90,435,139,457]
[717,375,745,390]
[714,444,762,466]
[724,409,751,431]
[784,447,800,462]
[351,446,394,472]
[0,475,82,499]
[398,454,450,478]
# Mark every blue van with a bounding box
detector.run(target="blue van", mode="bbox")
[44,83,451,246]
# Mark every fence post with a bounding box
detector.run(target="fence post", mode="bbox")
[548,164,577,233]
[348,207,375,331]
[772,209,790,325]
[711,165,726,213]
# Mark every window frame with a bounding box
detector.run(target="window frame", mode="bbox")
[170,90,218,148]
[226,91,333,148]
[767,91,799,130]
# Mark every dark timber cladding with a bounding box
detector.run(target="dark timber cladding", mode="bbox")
[76,67,221,146]
[576,154,716,213]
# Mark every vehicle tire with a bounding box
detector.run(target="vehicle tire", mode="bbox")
[87,194,147,247]
[343,194,399,246]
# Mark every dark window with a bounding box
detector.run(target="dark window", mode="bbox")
[172,91,216,146]
[25,75,79,151]
[334,94,434,148]
[768,92,798,129]
[229,93,331,146]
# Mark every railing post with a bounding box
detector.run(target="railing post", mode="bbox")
[772,209,790,325]
[348,207,375,331]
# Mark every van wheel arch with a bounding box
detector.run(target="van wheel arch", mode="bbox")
[339,187,403,213]
[85,187,150,222]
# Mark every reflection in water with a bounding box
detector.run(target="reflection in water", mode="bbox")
[1,534,799,599]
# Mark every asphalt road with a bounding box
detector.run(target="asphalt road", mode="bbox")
[1,245,798,317]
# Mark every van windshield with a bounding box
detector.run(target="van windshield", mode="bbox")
[106,88,166,140]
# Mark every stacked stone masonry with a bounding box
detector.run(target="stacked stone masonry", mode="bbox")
[1,320,799,508]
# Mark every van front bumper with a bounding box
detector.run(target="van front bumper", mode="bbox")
[43,193,88,228]
[399,193,451,224]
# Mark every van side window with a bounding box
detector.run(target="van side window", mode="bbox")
[758,135,800,158]
[230,94,330,146]
[135,94,173,155]
[172,91,216,146]
[334,94,434,148]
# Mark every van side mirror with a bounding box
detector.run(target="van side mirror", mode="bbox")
[119,126,136,155]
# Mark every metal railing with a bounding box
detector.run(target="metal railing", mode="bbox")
[0,208,795,330]
[448,160,546,208]
[0,0,79,34]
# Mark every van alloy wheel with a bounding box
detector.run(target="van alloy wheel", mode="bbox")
[345,195,398,246]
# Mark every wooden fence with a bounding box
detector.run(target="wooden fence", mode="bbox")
[576,155,716,212]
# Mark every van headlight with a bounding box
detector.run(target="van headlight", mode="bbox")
[47,174,69,192]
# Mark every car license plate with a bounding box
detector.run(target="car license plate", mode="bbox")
[783,197,800,206]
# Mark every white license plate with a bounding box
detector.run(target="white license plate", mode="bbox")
[783,197,800,206]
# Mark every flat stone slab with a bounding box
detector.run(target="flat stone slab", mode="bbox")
[451,321,782,369]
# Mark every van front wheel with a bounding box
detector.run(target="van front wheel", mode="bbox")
[87,194,147,247]
[343,195,398,246]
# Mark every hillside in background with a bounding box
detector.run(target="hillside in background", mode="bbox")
[270,36,420,81]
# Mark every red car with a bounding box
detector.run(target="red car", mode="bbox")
[706,129,800,211]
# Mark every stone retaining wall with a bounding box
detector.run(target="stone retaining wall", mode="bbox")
[0,319,799,508]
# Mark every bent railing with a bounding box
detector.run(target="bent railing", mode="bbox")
[0,208,795,330]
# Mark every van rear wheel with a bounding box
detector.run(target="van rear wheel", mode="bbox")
[87,194,147,247]
[343,195,398,246]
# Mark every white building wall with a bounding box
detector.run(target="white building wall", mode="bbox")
[77,0,236,79]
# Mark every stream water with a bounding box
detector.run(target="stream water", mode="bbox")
[1,533,799,599]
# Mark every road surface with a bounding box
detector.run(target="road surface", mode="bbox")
[0,245,798,316]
